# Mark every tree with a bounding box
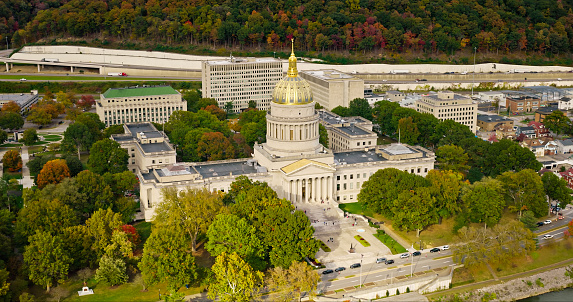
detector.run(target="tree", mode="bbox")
[463,177,505,229]
[23,231,71,292]
[358,168,429,216]
[436,145,470,173]
[2,101,20,113]
[498,169,547,218]
[196,132,235,161]
[139,228,198,293]
[206,214,264,269]
[75,170,114,214]
[36,159,70,189]
[397,116,419,145]
[87,138,128,175]
[86,208,123,259]
[430,120,475,147]
[520,211,538,231]
[348,98,372,120]
[64,155,84,177]
[203,104,227,121]
[15,199,78,242]
[22,128,38,145]
[208,252,263,302]
[426,170,464,220]
[0,269,9,297]
[155,187,224,252]
[103,124,124,138]
[240,122,265,146]
[392,187,438,237]
[319,124,329,147]
[104,171,138,197]
[372,101,400,135]
[76,95,95,111]
[0,112,24,130]
[61,225,95,270]
[331,106,350,117]
[0,130,6,144]
[248,100,257,109]
[94,255,128,286]
[3,149,22,172]
[542,110,570,135]
[542,172,572,210]
[61,122,95,158]
[266,261,321,302]
[27,107,52,125]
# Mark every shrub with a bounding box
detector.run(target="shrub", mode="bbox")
[396,289,400,295]
[386,290,389,297]
[406,287,410,293]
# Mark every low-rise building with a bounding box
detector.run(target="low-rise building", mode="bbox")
[318,110,377,152]
[535,106,560,123]
[96,85,186,126]
[299,70,364,110]
[415,91,477,133]
[555,139,573,154]
[0,91,39,114]
[506,94,542,114]
[560,168,573,189]
[528,121,551,137]
[478,91,504,102]
[385,90,405,103]
[516,126,536,139]
[520,137,554,157]
[476,114,514,132]
[558,97,573,111]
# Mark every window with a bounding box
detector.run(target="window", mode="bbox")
[337,176,340,181]
[337,184,340,191]
[350,174,353,180]
[343,184,347,190]
[357,174,360,179]
[350,183,353,189]
[152,160,155,164]
[363,173,367,178]
[344,175,347,180]
[131,160,135,164]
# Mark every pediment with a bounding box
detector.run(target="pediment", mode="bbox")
[280,159,335,176]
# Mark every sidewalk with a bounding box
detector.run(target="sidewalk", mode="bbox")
[20,146,34,188]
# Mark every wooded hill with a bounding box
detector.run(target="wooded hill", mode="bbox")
[2,0,573,61]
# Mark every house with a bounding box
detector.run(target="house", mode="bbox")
[545,141,558,155]
[555,138,573,154]
[535,106,560,123]
[528,121,551,137]
[558,97,573,111]
[559,168,573,189]
[476,114,514,132]
[516,126,536,139]
[478,91,505,103]
[495,124,516,140]
[520,137,554,157]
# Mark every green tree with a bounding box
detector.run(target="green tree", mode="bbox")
[22,128,38,145]
[319,124,329,147]
[542,110,570,135]
[430,120,475,147]
[331,106,350,117]
[393,187,438,237]
[0,269,9,297]
[86,208,123,259]
[498,169,546,218]
[197,132,235,161]
[61,225,95,270]
[61,122,95,158]
[75,113,104,140]
[240,122,265,146]
[436,145,470,173]
[520,211,538,231]
[64,155,84,177]
[542,172,572,210]
[248,100,257,109]
[87,138,128,175]
[266,261,321,302]
[372,101,400,135]
[23,231,71,292]
[103,124,124,138]
[0,129,6,144]
[15,199,78,242]
[208,252,264,302]
[155,187,224,252]
[139,228,198,293]
[358,168,429,216]
[94,255,128,286]
[206,214,264,269]
[463,177,505,229]
[426,170,464,220]
[75,170,114,214]
[397,116,419,145]
[348,98,372,120]
[0,112,24,130]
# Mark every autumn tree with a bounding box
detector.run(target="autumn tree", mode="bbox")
[155,187,224,252]
[87,138,128,174]
[85,208,123,259]
[76,95,95,111]
[2,149,22,172]
[196,132,235,161]
[15,199,78,242]
[23,231,71,292]
[27,107,53,126]
[208,252,263,302]
[1,101,20,113]
[436,145,470,173]
[203,104,226,121]
[266,261,320,302]
[36,159,70,189]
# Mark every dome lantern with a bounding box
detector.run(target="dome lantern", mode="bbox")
[271,39,314,105]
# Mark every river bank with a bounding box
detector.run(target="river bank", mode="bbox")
[453,266,573,301]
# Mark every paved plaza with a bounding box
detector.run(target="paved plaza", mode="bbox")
[296,203,392,269]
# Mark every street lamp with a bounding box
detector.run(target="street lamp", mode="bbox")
[5,36,8,50]
[359,254,363,288]
[472,46,477,97]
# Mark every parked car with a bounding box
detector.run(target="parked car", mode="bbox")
[350,263,361,269]
[544,220,552,225]
[412,251,422,256]
[558,214,564,220]
[430,247,441,253]
[376,258,387,264]
[385,259,395,265]
[335,267,346,272]
[537,222,545,227]
[442,245,450,250]
[322,269,334,275]
[542,234,554,240]
[400,253,410,259]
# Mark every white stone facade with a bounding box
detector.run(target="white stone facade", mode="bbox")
[201,57,282,112]
[415,91,477,133]
[299,70,364,110]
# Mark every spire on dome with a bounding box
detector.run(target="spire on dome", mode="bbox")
[287,38,298,77]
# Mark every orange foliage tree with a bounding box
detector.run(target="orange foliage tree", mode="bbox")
[197,132,235,161]
[1,101,20,113]
[36,159,70,189]
[2,149,22,172]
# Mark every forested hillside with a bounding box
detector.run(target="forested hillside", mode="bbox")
[3,0,573,59]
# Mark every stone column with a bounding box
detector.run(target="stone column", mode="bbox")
[312,177,317,202]
[297,179,302,203]
[326,176,332,201]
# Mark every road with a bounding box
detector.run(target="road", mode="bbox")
[535,205,573,244]
[317,250,453,292]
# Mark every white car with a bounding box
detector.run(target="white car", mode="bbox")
[442,245,450,251]
[20,78,26,81]
[400,253,410,259]
[542,234,554,240]
[544,220,552,225]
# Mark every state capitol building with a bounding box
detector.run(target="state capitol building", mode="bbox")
[112,46,435,221]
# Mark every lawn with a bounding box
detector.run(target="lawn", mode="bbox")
[0,143,22,147]
[392,217,457,249]
[338,202,374,217]
[133,221,152,250]
[354,235,371,247]
[0,75,173,81]
[42,134,62,139]
[373,230,408,254]
[27,146,44,154]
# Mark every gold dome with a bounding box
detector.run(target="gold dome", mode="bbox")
[272,40,313,105]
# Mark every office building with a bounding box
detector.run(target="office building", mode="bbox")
[415,91,477,133]
[96,86,186,126]
[0,91,39,114]
[201,57,282,112]
[299,70,364,110]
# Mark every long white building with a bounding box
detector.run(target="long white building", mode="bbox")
[299,70,364,110]
[202,57,282,112]
[115,48,435,221]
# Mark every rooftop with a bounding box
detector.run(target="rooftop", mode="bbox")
[338,125,371,136]
[334,150,385,165]
[103,86,179,98]
[300,70,358,81]
[477,115,513,123]
[140,141,173,153]
[386,90,404,95]
[194,160,260,179]
[205,57,281,65]
[536,106,559,114]
[558,138,573,146]
[382,144,416,155]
